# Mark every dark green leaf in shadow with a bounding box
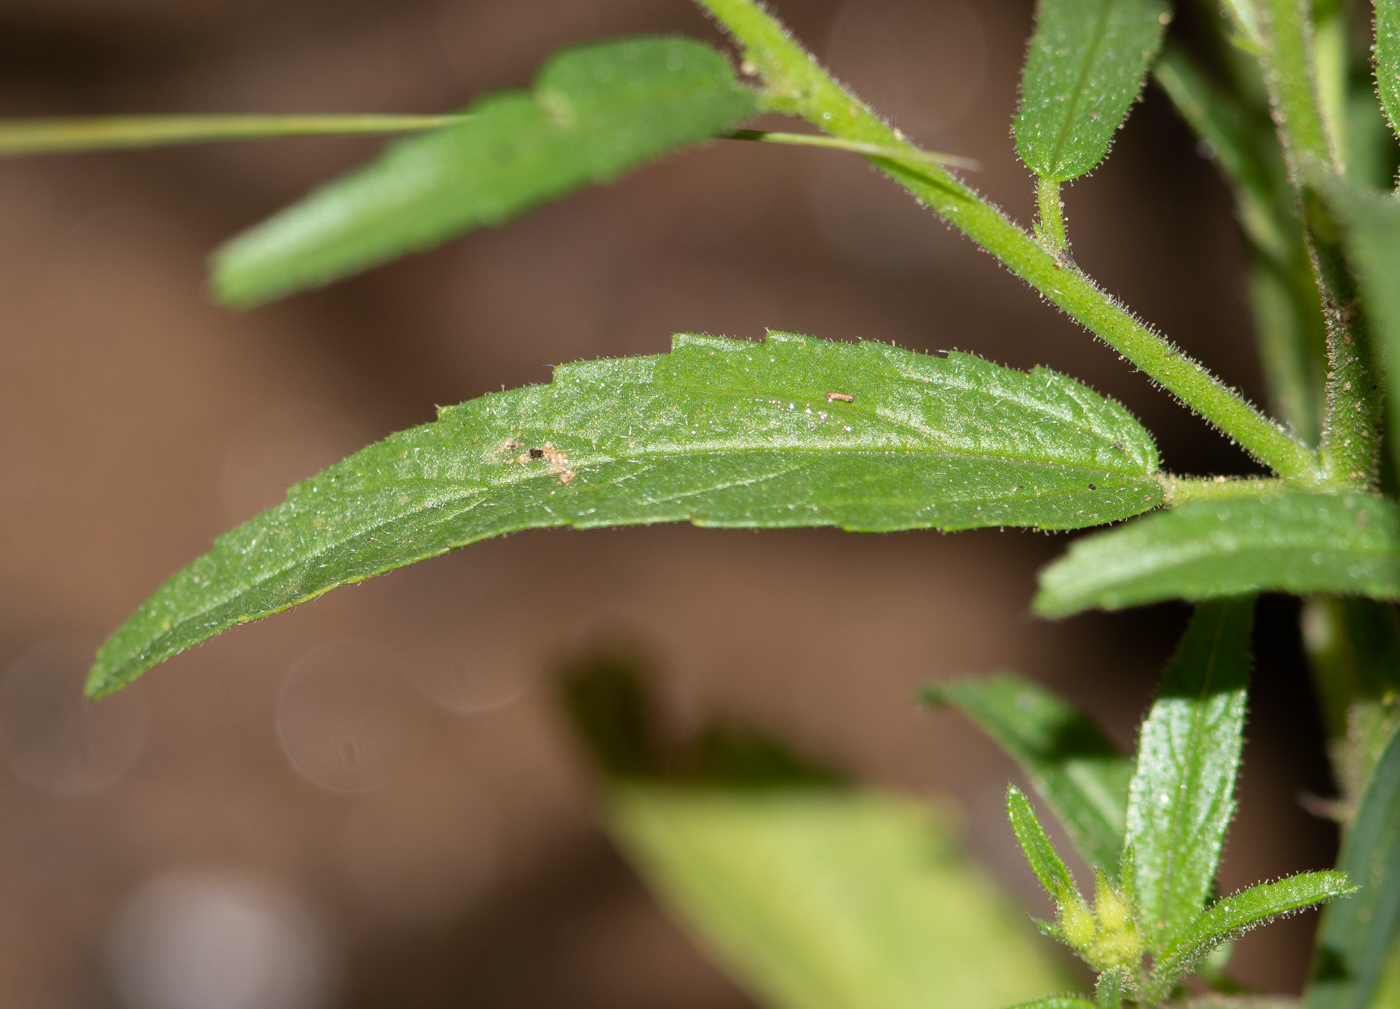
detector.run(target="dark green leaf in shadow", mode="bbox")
[610,788,1072,1009]
[1034,493,1400,618]
[1308,724,1400,1009]
[1148,871,1356,1001]
[211,36,758,307]
[1014,0,1171,181]
[1125,598,1254,954]
[922,674,1131,871]
[89,331,1162,698]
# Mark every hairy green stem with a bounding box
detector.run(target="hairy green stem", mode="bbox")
[1160,475,1287,506]
[0,114,469,154]
[1035,176,1070,256]
[1256,0,1381,486]
[695,0,1319,484]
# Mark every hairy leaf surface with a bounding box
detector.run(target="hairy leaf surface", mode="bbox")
[212,37,758,307]
[88,331,1161,698]
[1015,0,1171,181]
[1008,784,1082,907]
[1375,0,1400,140]
[1150,872,1355,998]
[1035,493,1400,617]
[1125,598,1254,954]
[923,674,1131,871]
[1309,725,1400,1009]
[609,788,1067,1009]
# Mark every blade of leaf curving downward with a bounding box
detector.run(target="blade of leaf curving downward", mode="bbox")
[1014,0,1171,182]
[922,674,1132,871]
[1125,598,1255,954]
[1149,871,1356,1000]
[1034,493,1400,618]
[211,36,758,308]
[88,331,1162,698]
[1308,724,1400,1009]
[610,789,1070,1009]
[1377,0,1400,140]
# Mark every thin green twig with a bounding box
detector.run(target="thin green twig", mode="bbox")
[0,114,470,155]
[694,0,1320,485]
[725,129,979,170]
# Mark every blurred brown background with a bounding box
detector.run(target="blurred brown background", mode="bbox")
[0,0,1344,1006]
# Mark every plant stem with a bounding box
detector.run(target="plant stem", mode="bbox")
[1160,475,1287,506]
[1255,0,1382,486]
[695,0,1321,485]
[0,114,469,154]
[724,130,979,170]
[1035,176,1069,256]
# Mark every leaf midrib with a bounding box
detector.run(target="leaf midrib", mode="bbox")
[1150,610,1233,940]
[1045,0,1119,177]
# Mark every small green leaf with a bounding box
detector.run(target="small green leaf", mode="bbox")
[1008,784,1084,912]
[1149,871,1356,1001]
[609,788,1070,1009]
[921,674,1132,871]
[1376,0,1400,140]
[1094,965,1132,1009]
[1034,493,1400,618]
[88,331,1162,698]
[1308,724,1400,1009]
[211,37,758,307]
[1125,598,1254,954]
[1014,0,1171,182]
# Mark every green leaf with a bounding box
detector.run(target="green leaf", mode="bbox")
[1034,492,1400,618]
[1308,724,1400,1009]
[1149,871,1356,1000]
[211,37,758,308]
[1376,0,1400,141]
[921,674,1132,871]
[1014,0,1171,182]
[1007,784,1083,909]
[1094,965,1132,1009]
[88,331,1163,699]
[1003,1000,1094,1009]
[608,787,1070,1009]
[1124,598,1254,954]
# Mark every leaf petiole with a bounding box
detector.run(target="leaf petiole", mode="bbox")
[1035,177,1069,257]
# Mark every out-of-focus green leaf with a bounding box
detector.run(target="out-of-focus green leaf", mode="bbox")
[1374,0,1400,140]
[1008,784,1083,910]
[1308,725,1400,1009]
[1148,872,1356,1001]
[1004,1000,1094,1009]
[609,788,1070,1009]
[1034,493,1400,618]
[1014,0,1171,181]
[211,37,758,307]
[1125,598,1254,953]
[1301,597,1400,817]
[922,674,1131,871]
[88,331,1163,699]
